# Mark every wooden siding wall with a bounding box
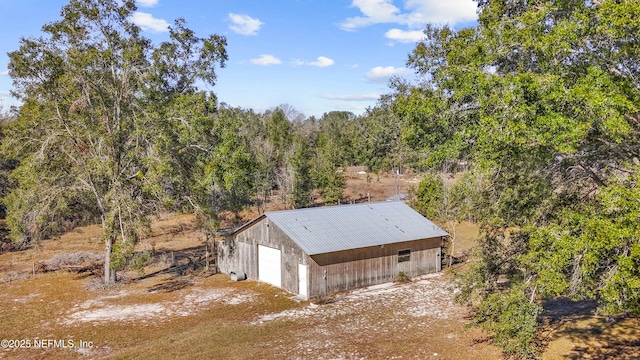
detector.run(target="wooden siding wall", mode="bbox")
[218,217,443,299]
[217,218,307,295]
[307,238,441,298]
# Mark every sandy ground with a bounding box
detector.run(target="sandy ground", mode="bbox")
[61,286,258,325]
[254,273,492,359]
[42,272,494,359]
[254,273,457,325]
[58,273,458,328]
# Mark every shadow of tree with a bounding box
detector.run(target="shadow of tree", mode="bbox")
[539,298,640,359]
[541,298,598,323]
[559,319,640,360]
[146,278,194,293]
[132,245,215,292]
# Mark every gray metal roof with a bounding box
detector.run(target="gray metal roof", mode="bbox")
[263,201,448,255]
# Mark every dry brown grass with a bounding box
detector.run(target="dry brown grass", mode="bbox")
[541,316,640,360]
[341,166,422,203]
[0,269,502,359]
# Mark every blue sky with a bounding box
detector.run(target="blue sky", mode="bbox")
[0,0,478,118]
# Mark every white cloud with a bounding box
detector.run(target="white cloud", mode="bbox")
[384,28,424,43]
[333,102,367,111]
[366,66,409,82]
[404,0,477,25]
[340,0,477,31]
[292,56,335,67]
[321,93,380,101]
[136,0,158,7]
[229,13,263,36]
[309,56,335,67]
[340,0,401,31]
[0,70,8,76]
[131,12,169,32]
[250,54,281,65]
[0,90,10,95]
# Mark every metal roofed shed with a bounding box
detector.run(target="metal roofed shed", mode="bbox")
[264,201,447,255]
[217,201,448,299]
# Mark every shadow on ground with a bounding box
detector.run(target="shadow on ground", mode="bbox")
[133,245,215,292]
[146,278,195,293]
[541,298,598,321]
[540,298,640,360]
[560,322,640,360]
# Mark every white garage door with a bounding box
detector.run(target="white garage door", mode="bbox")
[258,245,281,288]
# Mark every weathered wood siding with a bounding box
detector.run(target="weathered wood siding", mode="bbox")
[218,216,443,299]
[217,217,307,295]
[307,238,441,298]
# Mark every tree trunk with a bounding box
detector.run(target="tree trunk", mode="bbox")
[449,238,455,268]
[448,222,456,268]
[104,236,113,284]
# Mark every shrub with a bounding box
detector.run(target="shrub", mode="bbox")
[130,251,152,270]
[395,271,412,283]
[38,251,102,272]
[471,285,542,358]
[413,173,445,219]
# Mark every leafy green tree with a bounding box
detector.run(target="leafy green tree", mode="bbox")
[290,135,313,208]
[413,174,445,220]
[264,108,295,207]
[252,137,277,213]
[3,0,227,283]
[266,108,293,156]
[0,107,18,219]
[313,149,345,205]
[414,171,480,267]
[303,111,351,205]
[471,284,542,357]
[150,91,220,228]
[317,111,356,165]
[349,102,409,172]
[205,107,257,222]
[220,107,275,214]
[398,0,640,356]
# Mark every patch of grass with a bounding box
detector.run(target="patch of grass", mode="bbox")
[394,271,412,283]
[1,270,29,283]
[312,294,336,305]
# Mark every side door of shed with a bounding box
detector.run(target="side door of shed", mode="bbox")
[298,263,308,298]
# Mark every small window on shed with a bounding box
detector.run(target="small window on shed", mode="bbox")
[398,249,411,262]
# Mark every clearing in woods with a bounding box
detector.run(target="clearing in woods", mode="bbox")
[0,168,637,359]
